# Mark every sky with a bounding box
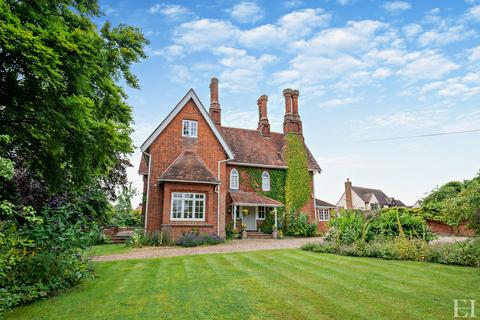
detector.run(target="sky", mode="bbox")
[97,0,480,206]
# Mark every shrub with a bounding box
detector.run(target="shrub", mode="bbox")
[127,230,173,247]
[260,211,275,234]
[327,210,364,244]
[285,212,317,237]
[0,205,94,312]
[327,208,435,245]
[302,237,480,267]
[176,233,224,247]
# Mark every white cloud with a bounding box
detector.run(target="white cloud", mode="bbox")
[372,67,392,79]
[173,19,240,52]
[420,73,480,97]
[403,24,422,38]
[398,51,459,80]
[283,0,304,8]
[154,44,184,60]
[469,46,480,61]
[170,65,192,83]
[319,97,361,108]
[213,47,277,91]
[383,1,411,13]
[466,5,480,21]
[239,8,331,48]
[418,25,475,47]
[229,2,264,23]
[148,3,192,19]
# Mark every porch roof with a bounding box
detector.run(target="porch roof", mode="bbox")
[229,191,283,207]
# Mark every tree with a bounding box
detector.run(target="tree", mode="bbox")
[0,0,149,205]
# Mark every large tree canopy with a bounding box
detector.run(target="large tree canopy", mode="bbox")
[0,0,148,203]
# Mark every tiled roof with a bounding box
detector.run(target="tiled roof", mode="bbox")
[220,126,321,171]
[315,198,336,208]
[352,186,405,207]
[229,191,283,207]
[158,151,219,184]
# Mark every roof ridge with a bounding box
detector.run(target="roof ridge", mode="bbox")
[221,126,283,135]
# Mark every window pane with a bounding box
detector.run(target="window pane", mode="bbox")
[191,121,197,137]
[183,121,189,135]
[195,199,204,219]
[184,199,193,219]
[172,199,182,219]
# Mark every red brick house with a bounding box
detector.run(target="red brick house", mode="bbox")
[139,78,321,239]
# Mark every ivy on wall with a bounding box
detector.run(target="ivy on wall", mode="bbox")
[284,133,311,213]
[241,167,286,203]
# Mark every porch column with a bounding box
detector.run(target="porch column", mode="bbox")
[233,205,237,229]
[274,207,278,228]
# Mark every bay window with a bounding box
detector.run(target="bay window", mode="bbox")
[171,192,205,221]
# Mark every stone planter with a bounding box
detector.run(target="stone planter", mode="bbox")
[272,228,278,239]
[242,230,248,239]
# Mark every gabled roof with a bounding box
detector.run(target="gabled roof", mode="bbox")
[315,198,336,208]
[140,89,234,159]
[220,126,321,172]
[158,151,219,184]
[352,186,390,204]
[229,191,283,207]
[352,186,405,206]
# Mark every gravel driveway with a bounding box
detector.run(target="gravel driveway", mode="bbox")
[93,237,323,262]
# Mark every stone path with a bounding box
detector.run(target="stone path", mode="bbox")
[93,237,323,262]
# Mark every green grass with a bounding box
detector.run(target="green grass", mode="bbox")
[89,243,133,256]
[5,250,480,320]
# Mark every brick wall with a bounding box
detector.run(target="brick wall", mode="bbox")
[427,220,475,236]
[144,98,228,237]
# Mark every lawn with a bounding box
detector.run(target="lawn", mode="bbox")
[88,243,133,256]
[5,249,479,320]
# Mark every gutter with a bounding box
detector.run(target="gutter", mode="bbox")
[143,152,152,235]
[216,158,232,236]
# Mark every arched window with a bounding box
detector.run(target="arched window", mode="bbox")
[262,171,270,191]
[230,169,239,190]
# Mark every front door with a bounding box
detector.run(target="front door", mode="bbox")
[242,207,257,231]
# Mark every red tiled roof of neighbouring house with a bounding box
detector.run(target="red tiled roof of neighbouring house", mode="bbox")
[229,191,283,207]
[158,151,219,184]
[220,126,321,172]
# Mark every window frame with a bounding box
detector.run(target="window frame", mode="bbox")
[261,171,270,191]
[318,208,331,221]
[230,168,239,190]
[257,206,267,220]
[170,192,206,221]
[182,119,198,138]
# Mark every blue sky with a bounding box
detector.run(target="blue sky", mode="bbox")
[98,0,480,206]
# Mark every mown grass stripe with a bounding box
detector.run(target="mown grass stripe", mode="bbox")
[237,251,364,320]
[269,251,445,319]
[296,251,478,296]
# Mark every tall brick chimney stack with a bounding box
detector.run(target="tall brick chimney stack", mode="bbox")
[283,88,303,135]
[345,178,353,209]
[257,95,270,137]
[209,77,221,126]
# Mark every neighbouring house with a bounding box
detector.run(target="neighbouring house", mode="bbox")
[337,179,406,211]
[315,199,336,231]
[138,78,321,239]
[411,199,422,208]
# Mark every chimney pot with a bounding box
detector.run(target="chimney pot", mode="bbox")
[209,77,221,126]
[283,88,302,135]
[345,179,353,210]
[257,95,270,137]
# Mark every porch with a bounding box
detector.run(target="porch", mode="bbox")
[229,191,283,235]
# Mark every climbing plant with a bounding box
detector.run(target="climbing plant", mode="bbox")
[284,133,311,213]
[241,167,286,203]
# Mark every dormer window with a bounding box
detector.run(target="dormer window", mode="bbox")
[230,168,239,190]
[182,120,198,138]
[262,171,270,191]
